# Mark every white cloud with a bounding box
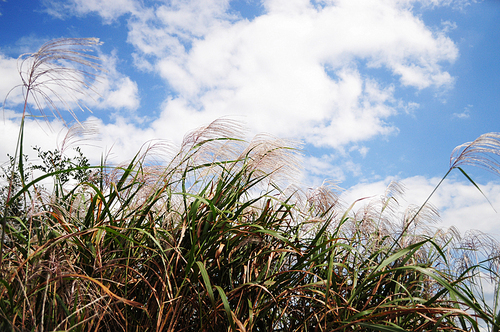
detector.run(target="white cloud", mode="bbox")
[41,0,460,150]
[1,49,91,121]
[0,53,23,106]
[1,45,140,123]
[453,104,472,119]
[155,0,233,37]
[341,175,500,238]
[0,49,141,170]
[0,113,154,168]
[302,154,358,186]
[90,52,141,112]
[102,77,140,110]
[0,111,68,164]
[79,116,156,163]
[441,20,458,33]
[263,0,313,13]
[30,0,465,171]
[112,0,456,149]
[42,0,139,22]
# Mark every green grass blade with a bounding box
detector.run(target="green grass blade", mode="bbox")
[215,285,237,332]
[196,261,215,306]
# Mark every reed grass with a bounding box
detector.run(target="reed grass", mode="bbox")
[1,38,500,332]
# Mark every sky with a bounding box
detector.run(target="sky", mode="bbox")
[1,0,500,238]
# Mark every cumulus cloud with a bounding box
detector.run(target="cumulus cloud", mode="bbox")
[40,0,460,150]
[101,77,140,110]
[0,43,140,124]
[90,52,141,112]
[74,116,155,164]
[129,0,457,147]
[341,175,500,238]
[0,44,141,170]
[302,153,363,187]
[0,53,23,106]
[0,111,68,164]
[42,0,139,22]
[0,112,152,168]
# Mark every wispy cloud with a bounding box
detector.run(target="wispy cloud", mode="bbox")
[441,20,458,33]
[453,104,472,119]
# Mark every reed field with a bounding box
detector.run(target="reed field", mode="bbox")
[1,38,500,332]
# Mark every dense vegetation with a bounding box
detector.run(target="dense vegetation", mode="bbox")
[1,38,500,332]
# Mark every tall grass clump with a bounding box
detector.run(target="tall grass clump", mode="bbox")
[1,38,500,331]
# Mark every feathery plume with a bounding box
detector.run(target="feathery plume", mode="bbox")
[15,38,103,123]
[450,132,500,175]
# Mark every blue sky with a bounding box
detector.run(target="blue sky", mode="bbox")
[1,0,500,236]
